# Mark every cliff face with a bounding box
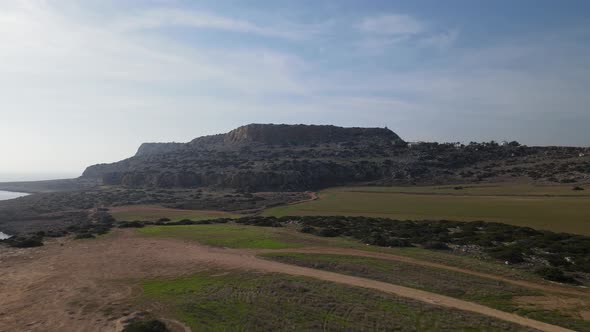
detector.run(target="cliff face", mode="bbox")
[81,123,590,191]
[222,124,406,146]
[135,142,184,156]
[82,124,406,191]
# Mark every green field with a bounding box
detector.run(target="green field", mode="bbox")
[262,253,590,331]
[138,270,526,331]
[339,183,590,196]
[135,221,384,249]
[264,184,590,235]
[137,223,549,282]
[137,224,302,249]
[110,205,239,222]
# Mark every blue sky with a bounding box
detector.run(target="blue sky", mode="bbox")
[1,0,589,175]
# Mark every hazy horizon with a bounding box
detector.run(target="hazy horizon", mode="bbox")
[0,172,81,182]
[1,0,589,175]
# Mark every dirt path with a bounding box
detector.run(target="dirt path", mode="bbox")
[268,247,590,298]
[0,230,574,332]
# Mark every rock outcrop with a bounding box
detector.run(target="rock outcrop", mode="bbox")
[82,124,407,190]
[81,123,590,191]
[135,142,184,157]
[221,124,405,146]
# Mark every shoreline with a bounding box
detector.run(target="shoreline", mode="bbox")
[0,190,31,200]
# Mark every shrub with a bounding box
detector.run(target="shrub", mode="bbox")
[8,236,44,248]
[487,246,525,264]
[157,218,171,222]
[318,228,341,237]
[535,267,580,284]
[176,219,196,225]
[75,233,95,239]
[423,241,449,250]
[118,222,145,228]
[300,226,316,234]
[123,320,169,332]
[572,186,585,191]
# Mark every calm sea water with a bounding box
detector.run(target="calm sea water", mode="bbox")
[0,191,29,239]
[0,190,29,201]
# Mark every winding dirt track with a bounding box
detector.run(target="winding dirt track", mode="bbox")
[269,247,590,298]
[0,230,577,332]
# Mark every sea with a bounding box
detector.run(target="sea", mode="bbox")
[0,173,78,239]
[0,191,29,239]
[0,190,29,201]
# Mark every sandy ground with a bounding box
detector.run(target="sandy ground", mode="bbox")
[0,230,580,332]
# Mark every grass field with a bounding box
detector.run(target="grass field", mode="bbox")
[137,224,302,249]
[138,270,527,331]
[262,253,590,331]
[135,221,390,249]
[340,183,590,196]
[137,223,549,282]
[263,183,590,235]
[110,205,239,222]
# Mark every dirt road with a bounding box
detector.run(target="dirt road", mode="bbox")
[0,230,575,332]
[269,247,590,298]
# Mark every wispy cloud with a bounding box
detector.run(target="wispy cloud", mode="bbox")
[355,13,456,53]
[116,8,314,40]
[358,14,425,36]
[1,1,589,173]
[418,29,459,50]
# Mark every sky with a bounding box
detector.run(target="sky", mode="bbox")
[1,0,589,176]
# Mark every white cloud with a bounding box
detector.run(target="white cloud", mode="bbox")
[358,14,425,36]
[355,14,457,53]
[115,8,310,40]
[1,2,589,174]
[0,2,316,173]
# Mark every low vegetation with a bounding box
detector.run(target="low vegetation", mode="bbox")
[122,320,168,332]
[110,205,240,222]
[262,253,590,331]
[138,270,528,331]
[234,216,590,284]
[137,224,301,249]
[264,185,590,235]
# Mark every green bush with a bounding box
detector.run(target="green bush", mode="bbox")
[535,267,579,284]
[423,241,449,250]
[8,236,44,248]
[74,233,95,239]
[118,222,145,228]
[300,226,316,234]
[487,246,525,264]
[123,320,168,332]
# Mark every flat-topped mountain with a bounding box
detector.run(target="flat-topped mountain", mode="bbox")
[82,123,590,191]
[221,124,404,146]
[134,124,405,157]
[83,124,409,190]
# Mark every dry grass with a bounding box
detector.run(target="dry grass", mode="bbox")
[264,184,590,235]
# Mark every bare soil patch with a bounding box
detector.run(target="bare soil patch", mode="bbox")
[0,230,575,332]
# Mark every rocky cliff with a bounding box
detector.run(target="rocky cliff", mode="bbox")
[221,124,405,146]
[81,123,590,191]
[82,124,407,190]
[135,142,184,156]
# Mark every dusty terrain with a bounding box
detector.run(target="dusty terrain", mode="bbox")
[1,229,585,332]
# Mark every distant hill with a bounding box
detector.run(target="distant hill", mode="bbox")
[134,124,405,157]
[81,123,590,191]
